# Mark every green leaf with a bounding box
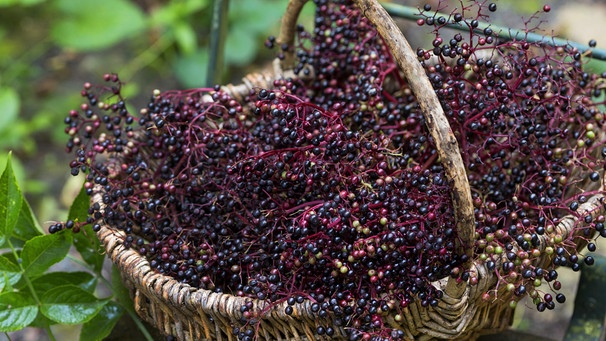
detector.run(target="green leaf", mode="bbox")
[224,26,258,66]
[10,197,44,248]
[229,0,284,34]
[0,256,21,292]
[111,264,133,310]
[0,88,19,135]
[67,182,91,225]
[40,285,108,324]
[21,232,71,278]
[69,183,105,272]
[0,276,10,293]
[173,22,197,55]
[0,154,25,195]
[30,271,96,295]
[51,0,146,51]
[80,301,124,341]
[28,310,56,328]
[73,228,105,273]
[149,0,210,28]
[1,250,20,265]
[0,292,38,332]
[222,0,284,68]
[0,153,23,242]
[564,255,606,340]
[173,48,209,88]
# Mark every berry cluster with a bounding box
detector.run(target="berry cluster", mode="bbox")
[414,1,606,309]
[60,0,606,340]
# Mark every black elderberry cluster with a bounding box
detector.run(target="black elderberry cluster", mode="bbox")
[61,1,462,339]
[60,0,606,340]
[416,0,606,310]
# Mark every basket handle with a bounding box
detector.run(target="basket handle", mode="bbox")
[275,0,309,72]
[275,0,475,259]
[351,0,475,259]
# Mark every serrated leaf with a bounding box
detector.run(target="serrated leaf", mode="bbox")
[0,154,25,195]
[0,292,38,332]
[51,0,146,51]
[173,48,209,88]
[0,252,19,288]
[67,182,90,224]
[1,250,20,264]
[0,256,21,292]
[0,153,23,241]
[10,197,44,248]
[80,301,124,341]
[21,232,71,278]
[0,88,19,134]
[40,285,108,324]
[20,283,56,328]
[28,310,56,328]
[69,184,105,272]
[30,271,96,295]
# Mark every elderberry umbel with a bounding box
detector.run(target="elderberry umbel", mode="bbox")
[60,0,606,340]
[414,0,606,313]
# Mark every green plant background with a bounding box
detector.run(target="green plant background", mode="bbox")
[1,0,605,340]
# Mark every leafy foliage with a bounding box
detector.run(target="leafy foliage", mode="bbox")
[69,185,105,272]
[0,155,151,340]
[0,292,38,332]
[0,153,22,242]
[51,0,146,51]
[40,285,109,324]
[80,302,124,341]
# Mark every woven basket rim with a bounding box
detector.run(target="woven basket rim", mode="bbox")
[96,191,605,339]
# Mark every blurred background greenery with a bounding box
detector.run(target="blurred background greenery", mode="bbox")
[1,0,605,340]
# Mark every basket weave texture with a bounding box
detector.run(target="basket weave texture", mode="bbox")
[95,0,606,340]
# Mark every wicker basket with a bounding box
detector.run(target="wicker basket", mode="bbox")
[95,0,606,340]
